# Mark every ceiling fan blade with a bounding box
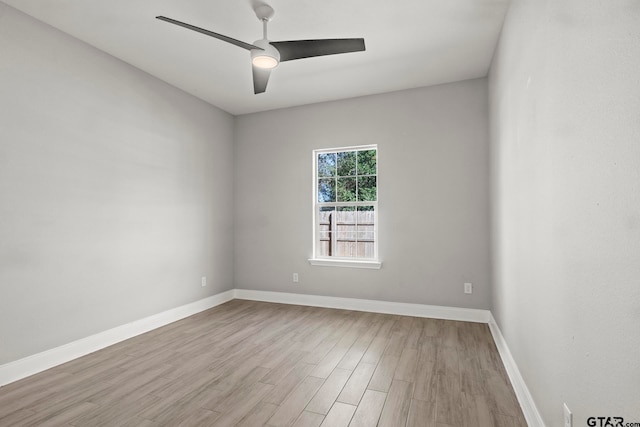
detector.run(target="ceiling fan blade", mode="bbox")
[252,65,271,94]
[156,16,262,51]
[270,39,365,62]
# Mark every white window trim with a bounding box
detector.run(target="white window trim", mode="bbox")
[308,144,382,269]
[308,258,382,269]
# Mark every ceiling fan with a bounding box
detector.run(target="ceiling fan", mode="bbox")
[156,4,365,94]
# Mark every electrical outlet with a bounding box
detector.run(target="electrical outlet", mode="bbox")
[464,282,473,294]
[293,273,299,283]
[564,403,572,427]
[201,276,207,287]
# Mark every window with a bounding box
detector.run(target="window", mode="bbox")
[310,145,381,269]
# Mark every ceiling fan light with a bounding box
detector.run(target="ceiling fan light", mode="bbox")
[251,39,280,69]
[252,55,279,69]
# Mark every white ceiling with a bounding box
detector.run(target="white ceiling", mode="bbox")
[3,0,510,115]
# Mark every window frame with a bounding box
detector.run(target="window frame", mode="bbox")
[309,145,381,269]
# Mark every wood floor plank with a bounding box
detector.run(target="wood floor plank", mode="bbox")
[407,398,436,427]
[209,382,274,427]
[459,348,485,395]
[71,394,161,427]
[105,352,175,384]
[260,345,299,370]
[383,332,408,357]
[254,324,296,349]
[377,380,413,427]
[418,336,438,361]
[337,334,374,371]
[494,413,520,427]
[302,335,340,365]
[296,326,333,354]
[375,317,397,339]
[305,368,352,415]
[421,318,442,337]
[483,368,523,419]
[87,365,173,406]
[394,348,418,382]
[139,386,222,425]
[348,389,387,427]
[461,392,494,427]
[0,371,69,405]
[337,362,376,406]
[262,350,308,385]
[26,373,113,414]
[262,362,316,405]
[236,402,279,427]
[61,351,134,377]
[17,400,99,427]
[435,373,463,426]
[367,354,400,392]
[0,372,90,419]
[404,318,424,350]
[292,411,325,427]
[478,344,509,378]
[319,402,356,427]
[267,376,325,427]
[335,323,366,350]
[0,301,526,427]
[174,408,221,427]
[210,373,273,413]
[440,321,462,348]
[0,409,37,426]
[149,368,219,400]
[360,336,388,365]
[213,363,270,394]
[435,346,459,376]
[413,347,437,402]
[310,346,350,379]
[391,316,414,335]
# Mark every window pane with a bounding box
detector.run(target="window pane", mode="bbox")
[317,206,335,257]
[318,153,336,177]
[357,150,376,175]
[337,177,356,202]
[318,178,336,202]
[336,207,357,258]
[337,151,356,176]
[357,206,376,258]
[358,176,377,201]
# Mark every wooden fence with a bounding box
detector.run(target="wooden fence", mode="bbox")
[318,210,375,258]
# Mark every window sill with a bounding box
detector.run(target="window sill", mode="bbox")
[308,258,382,269]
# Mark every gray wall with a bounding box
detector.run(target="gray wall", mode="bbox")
[235,79,491,309]
[0,5,235,364]
[489,0,640,425]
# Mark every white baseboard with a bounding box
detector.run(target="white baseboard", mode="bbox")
[234,289,490,323]
[0,289,235,387]
[488,313,546,427]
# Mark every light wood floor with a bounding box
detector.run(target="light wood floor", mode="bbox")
[0,300,527,427]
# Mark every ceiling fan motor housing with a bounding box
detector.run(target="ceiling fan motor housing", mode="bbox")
[251,39,280,68]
